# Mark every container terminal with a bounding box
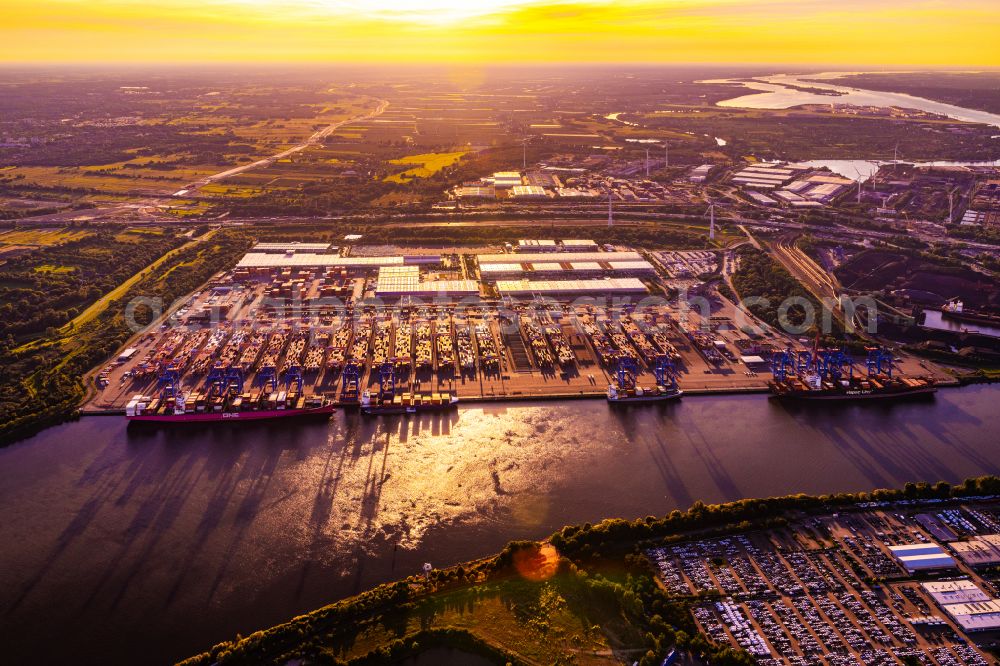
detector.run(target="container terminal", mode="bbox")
[85,239,952,417]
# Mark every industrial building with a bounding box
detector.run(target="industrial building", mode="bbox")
[235,252,440,277]
[477,250,642,264]
[888,543,958,572]
[920,580,1000,632]
[374,266,478,299]
[514,239,599,252]
[515,239,559,252]
[731,163,804,189]
[479,258,656,279]
[689,164,713,183]
[555,187,600,199]
[495,278,648,297]
[561,239,599,251]
[940,600,1000,633]
[950,535,1000,567]
[492,171,523,188]
[922,580,993,605]
[251,242,336,254]
[454,185,494,200]
[510,185,548,199]
[731,163,852,207]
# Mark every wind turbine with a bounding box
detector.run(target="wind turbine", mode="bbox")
[664,141,669,168]
[645,148,650,177]
[522,139,527,170]
[706,203,716,241]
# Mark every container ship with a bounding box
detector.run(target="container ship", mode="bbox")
[769,373,936,401]
[125,390,335,422]
[606,356,682,403]
[607,383,683,403]
[360,389,459,415]
[768,345,936,402]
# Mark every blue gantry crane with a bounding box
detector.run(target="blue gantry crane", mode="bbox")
[866,347,894,377]
[256,365,277,392]
[653,355,677,389]
[224,367,244,396]
[158,364,181,399]
[284,365,303,393]
[796,350,813,374]
[615,355,639,391]
[817,348,853,380]
[770,349,795,382]
[377,362,396,401]
[341,361,361,401]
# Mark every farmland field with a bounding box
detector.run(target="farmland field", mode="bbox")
[0,228,93,246]
[384,151,467,182]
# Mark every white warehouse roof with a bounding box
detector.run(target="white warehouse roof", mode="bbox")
[890,543,958,572]
[478,251,641,264]
[606,260,656,272]
[496,278,648,296]
[922,580,992,605]
[252,242,334,253]
[900,553,958,571]
[237,253,439,269]
[889,544,946,556]
[942,600,1000,632]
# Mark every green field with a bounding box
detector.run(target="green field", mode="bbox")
[32,264,75,274]
[0,228,92,246]
[384,151,467,183]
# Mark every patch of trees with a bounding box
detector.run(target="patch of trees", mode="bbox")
[550,476,1000,559]
[730,246,820,329]
[0,231,182,340]
[0,230,253,445]
[949,225,1000,246]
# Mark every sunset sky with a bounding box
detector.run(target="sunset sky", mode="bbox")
[2,0,998,66]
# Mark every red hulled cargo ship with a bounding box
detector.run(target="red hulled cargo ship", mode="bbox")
[125,390,335,423]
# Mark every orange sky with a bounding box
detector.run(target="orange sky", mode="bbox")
[2,0,998,65]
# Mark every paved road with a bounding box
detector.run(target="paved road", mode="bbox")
[178,99,390,195]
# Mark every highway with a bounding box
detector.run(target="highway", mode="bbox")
[177,98,390,194]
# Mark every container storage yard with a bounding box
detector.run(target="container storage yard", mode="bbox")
[85,239,950,414]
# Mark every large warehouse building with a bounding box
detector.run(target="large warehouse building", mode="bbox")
[251,242,335,254]
[496,278,648,297]
[477,251,643,264]
[888,543,958,572]
[479,258,656,279]
[920,580,1000,632]
[236,252,440,275]
[374,266,479,299]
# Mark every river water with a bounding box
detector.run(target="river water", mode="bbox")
[702,72,1000,180]
[2,386,1000,664]
[923,310,1000,338]
[709,72,1000,129]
